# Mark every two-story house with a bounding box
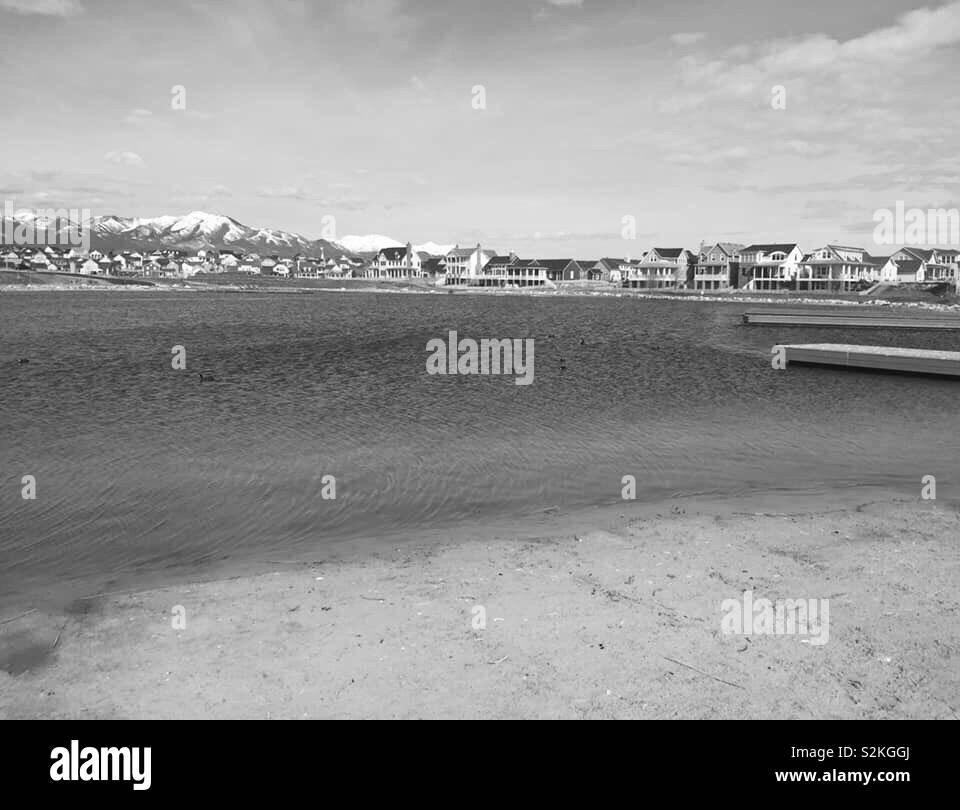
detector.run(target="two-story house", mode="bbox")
[625,248,694,289]
[694,242,744,290]
[443,244,497,285]
[366,243,422,279]
[737,243,804,290]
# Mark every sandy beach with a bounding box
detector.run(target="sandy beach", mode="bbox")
[1,487,956,720]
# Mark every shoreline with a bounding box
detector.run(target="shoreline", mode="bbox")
[2,277,959,310]
[2,485,957,719]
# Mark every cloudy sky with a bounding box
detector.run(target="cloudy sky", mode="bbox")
[0,0,958,256]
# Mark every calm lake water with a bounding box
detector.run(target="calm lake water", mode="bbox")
[2,290,958,607]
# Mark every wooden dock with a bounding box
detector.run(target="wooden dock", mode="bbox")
[778,344,960,377]
[744,310,960,329]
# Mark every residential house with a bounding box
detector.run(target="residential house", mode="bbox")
[695,242,744,290]
[797,245,885,292]
[294,260,322,279]
[616,259,643,286]
[538,259,589,282]
[443,244,497,285]
[892,247,955,283]
[219,253,239,271]
[585,258,624,283]
[737,243,804,290]
[29,250,51,270]
[420,256,446,283]
[125,252,144,272]
[892,258,924,284]
[370,243,422,279]
[625,248,694,289]
[63,248,86,272]
[475,255,551,287]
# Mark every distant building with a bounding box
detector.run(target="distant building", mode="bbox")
[738,243,804,290]
[798,245,884,292]
[443,244,497,285]
[369,242,422,279]
[695,242,744,290]
[892,247,956,283]
[624,248,694,289]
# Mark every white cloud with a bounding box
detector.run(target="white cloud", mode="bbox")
[122,109,153,125]
[671,32,706,46]
[681,1,960,99]
[104,151,144,167]
[666,145,749,166]
[783,139,829,157]
[0,0,82,15]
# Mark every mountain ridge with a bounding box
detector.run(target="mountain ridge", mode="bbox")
[0,210,353,260]
[1,210,456,259]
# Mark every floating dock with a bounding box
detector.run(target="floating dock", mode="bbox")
[743,311,960,329]
[778,344,960,377]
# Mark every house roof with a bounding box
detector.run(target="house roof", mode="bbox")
[863,253,890,266]
[537,259,575,270]
[741,243,799,253]
[826,244,867,253]
[702,242,744,256]
[897,247,934,261]
[378,246,411,260]
[894,258,923,274]
[650,248,686,259]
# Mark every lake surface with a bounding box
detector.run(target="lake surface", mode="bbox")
[2,290,958,608]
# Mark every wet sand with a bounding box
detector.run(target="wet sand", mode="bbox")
[1,488,957,719]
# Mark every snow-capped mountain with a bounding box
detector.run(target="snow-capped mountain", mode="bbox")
[0,211,457,259]
[414,241,454,256]
[337,234,404,253]
[337,234,453,255]
[1,210,356,259]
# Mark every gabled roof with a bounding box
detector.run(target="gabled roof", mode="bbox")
[701,242,744,257]
[863,253,891,266]
[897,247,934,261]
[377,246,410,260]
[537,259,575,270]
[741,243,799,253]
[650,247,685,259]
[894,258,922,274]
[826,244,867,253]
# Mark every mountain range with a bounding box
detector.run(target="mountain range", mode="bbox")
[0,210,454,259]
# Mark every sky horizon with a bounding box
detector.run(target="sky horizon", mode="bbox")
[1,0,958,258]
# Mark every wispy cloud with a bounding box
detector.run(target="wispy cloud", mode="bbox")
[104,151,144,167]
[0,0,82,15]
[671,31,706,46]
[122,108,153,125]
